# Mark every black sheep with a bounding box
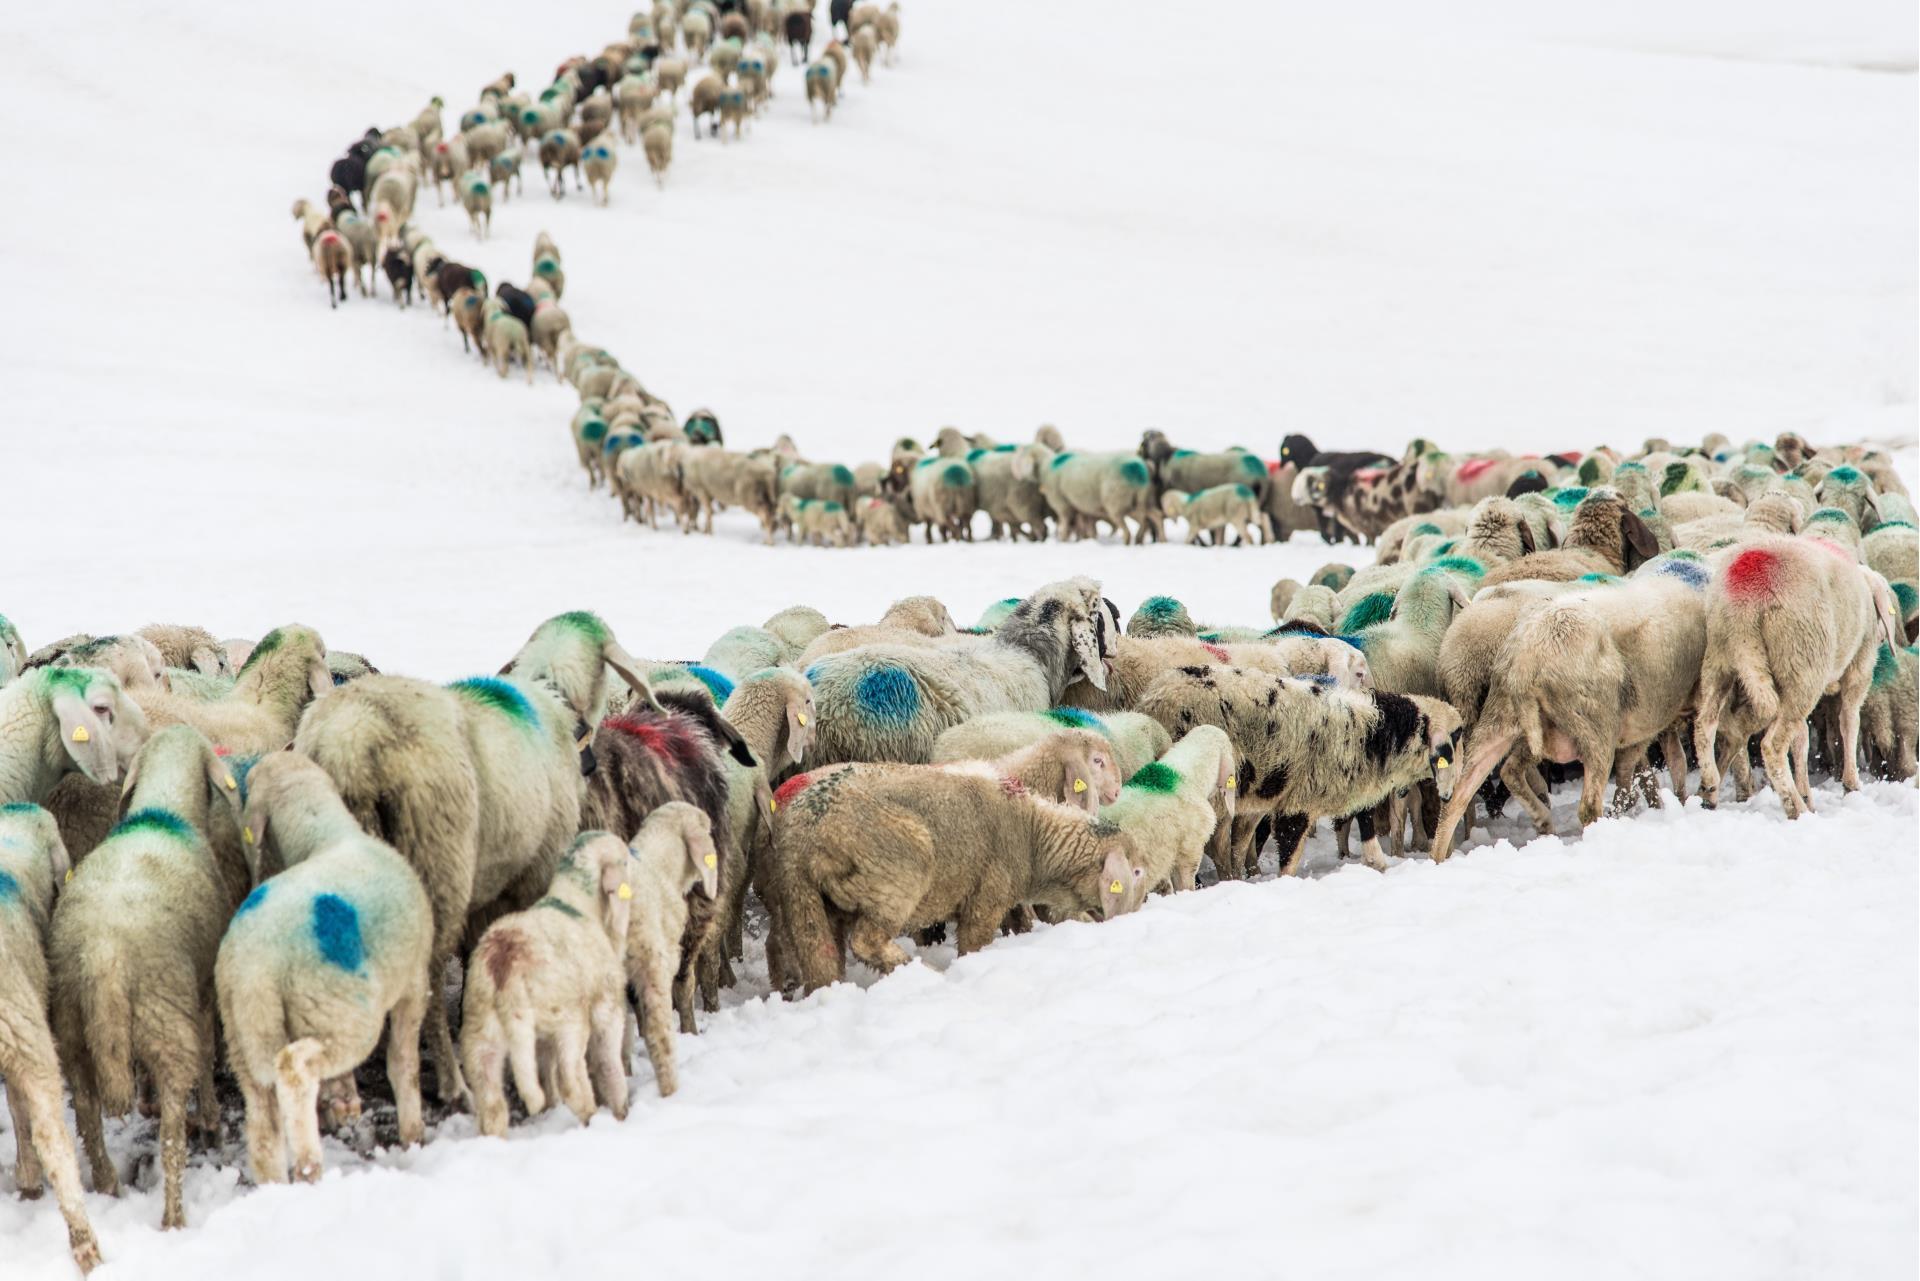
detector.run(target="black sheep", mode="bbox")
[785,9,813,63]
[495,282,537,328]
[382,248,414,308]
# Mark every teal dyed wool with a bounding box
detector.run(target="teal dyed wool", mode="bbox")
[311,894,364,971]
[854,665,920,725]
[449,677,538,726]
[1339,593,1395,633]
[110,808,195,843]
[1126,762,1180,794]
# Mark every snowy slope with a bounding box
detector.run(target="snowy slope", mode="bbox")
[0,0,1915,1277]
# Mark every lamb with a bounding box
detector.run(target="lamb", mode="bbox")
[1039,452,1161,544]
[615,804,720,1095]
[802,577,1113,765]
[0,805,100,1274]
[769,763,1146,990]
[953,728,1123,812]
[1097,725,1236,892]
[805,58,837,120]
[932,707,1171,782]
[216,754,433,1185]
[690,73,726,137]
[858,494,911,545]
[1477,489,1662,586]
[1160,484,1269,546]
[578,690,735,1031]
[655,56,689,101]
[615,439,694,531]
[0,667,148,805]
[1691,537,1902,818]
[1061,631,1366,713]
[48,726,243,1229]
[765,605,832,658]
[582,141,617,203]
[1275,584,1338,632]
[461,832,634,1136]
[1126,596,1198,639]
[1344,566,1475,697]
[291,198,329,250]
[1429,569,1708,862]
[24,633,168,694]
[294,612,737,1104]
[460,170,492,237]
[1860,643,1917,780]
[850,24,876,80]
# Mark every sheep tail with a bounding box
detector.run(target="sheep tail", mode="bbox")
[779,861,841,992]
[80,952,136,1115]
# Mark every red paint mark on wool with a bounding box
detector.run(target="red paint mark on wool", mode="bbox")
[773,773,813,806]
[1200,642,1232,663]
[1724,548,1781,602]
[480,929,529,987]
[1454,458,1499,483]
[604,712,707,766]
[1558,450,1582,462]
[1808,536,1853,562]
[1266,460,1283,475]
[1354,468,1386,485]
[999,776,1027,798]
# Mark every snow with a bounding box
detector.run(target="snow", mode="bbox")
[1,0,1915,1276]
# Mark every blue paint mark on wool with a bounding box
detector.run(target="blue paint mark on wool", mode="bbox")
[685,664,736,702]
[0,870,17,905]
[853,665,920,725]
[1656,559,1709,588]
[311,894,364,971]
[236,884,268,916]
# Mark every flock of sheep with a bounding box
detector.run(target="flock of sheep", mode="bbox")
[2,423,1915,1273]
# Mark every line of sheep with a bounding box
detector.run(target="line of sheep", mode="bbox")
[2,428,1915,1271]
[296,0,900,319]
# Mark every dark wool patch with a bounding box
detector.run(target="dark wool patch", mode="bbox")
[1362,692,1423,767]
[1035,599,1061,628]
[1237,760,1254,797]
[1178,665,1211,679]
[1255,766,1288,799]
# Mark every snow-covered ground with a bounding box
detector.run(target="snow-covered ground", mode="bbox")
[1,0,1915,1276]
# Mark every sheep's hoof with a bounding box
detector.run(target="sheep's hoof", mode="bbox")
[70,1232,102,1274]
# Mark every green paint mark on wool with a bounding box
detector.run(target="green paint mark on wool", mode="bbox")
[1827,465,1862,485]
[1141,595,1184,618]
[942,464,970,488]
[1339,593,1395,633]
[238,627,285,674]
[1050,453,1074,469]
[1659,462,1694,496]
[1891,581,1917,616]
[1044,707,1113,738]
[1808,508,1851,525]
[109,808,196,843]
[1171,449,1195,459]
[449,677,538,726]
[553,611,609,644]
[1410,523,1443,538]
[581,418,607,441]
[1428,555,1485,579]
[1667,548,1704,561]
[537,895,584,919]
[1551,487,1589,509]
[831,465,855,487]
[1118,460,1150,487]
[1239,453,1266,477]
[967,448,988,463]
[1125,762,1181,794]
[0,802,39,815]
[1577,457,1604,485]
[1616,461,1647,474]
[40,667,97,698]
[1232,484,1254,500]
[1578,573,1621,584]
[1432,540,1456,556]
[1873,642,1900,689]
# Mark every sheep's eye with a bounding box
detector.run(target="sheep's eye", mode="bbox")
[93,706,112,723]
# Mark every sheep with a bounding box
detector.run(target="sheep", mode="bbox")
[1160,484,1268,546]
[822,38,850,85]
[539,129,584,197]
[1276,584,1339,632]
[803,578,1114,765]
[615,804,719,1095]
[685,449,779,541]
[459,170,492,237]
[932,707,1170,787]
[582,141,618,204]
[216,754,433,1185]
[1345,566,1475,698]
[1660,491,1741,525]
[689,73,726,137]
[682,6,714,57]
[1139,436,1270,500]
[1860,643,1917,780]
[1691,537,1902,818]
[617,74,659,140]
[530,301,572,378]
[701,626,790,683]
[857,494,911,545]
[1127,595,1198,639]
[461,832,634,1136]
[769,764,1146,990]
[612,438,694,530]
[797,595,958,665]
[850,23,876,80]
[0,805,100,1274]
[23,633,168,695]
[1061,631,1366,713]
[0,615,24,686]
[1039,452,1161,544]
[291,198,330,249]
[578,690,736,1029]
[1137,669,1462,876]
[1429,569,1708,862]
[1097,725,1236,892]
[970,442,1055,541]
[48,726,243,1230]
[1477,489,1662,586]
[655,56,689,101]
[0,667,148,806]
[780,460,858,509]
[783,496,855,547]
[765,605,832,658]
[711,38,743,82]
[877,1,900,61]
[641,115,675,187]
[312,228,351,308]
[805,58,837,120]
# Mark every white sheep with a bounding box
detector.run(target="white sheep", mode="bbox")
[615,803,718,1097]
[0,805,101,1274]
[0,667,148,805]
[1160,484,1269,546]
[461,832,635,1136]
[48,725,243,1230]
[216,753,434,1185]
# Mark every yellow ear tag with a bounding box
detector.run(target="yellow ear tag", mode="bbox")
[769,797,778,812]
[703,853,717,868]
[65,867,74,884]
[1226,775,1236,789]
[1108,879,1123,894]
[1072,778,1087,793]
[224,774,237,790]
[797,712,808,726]
[616,883,633,900]
[243,827,254,845]
[1436,757,1450,769]
[71,726,90,743]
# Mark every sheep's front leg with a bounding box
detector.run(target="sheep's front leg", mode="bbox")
[1272,813,1312,877]
[1355,807,1390,871]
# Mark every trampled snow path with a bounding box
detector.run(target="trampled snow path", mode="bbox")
[1,0,1915,1275]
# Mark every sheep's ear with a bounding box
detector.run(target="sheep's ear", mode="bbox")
[1068,617,1107,692]
[1862,491,1882,528]
[53,692,119,786]
[207,749,244,822]
[1099,844,1132,913]
[1621,510,1660,565]
[1867,571,1901,649]
[601,637,666,713]
[192,646,224,677]
[308,657,334,701]
[694,833,719,900]
[785,693,813,765]
[1444,576,1473,611]
[240,804,268,882]
[1516,519,1536,555]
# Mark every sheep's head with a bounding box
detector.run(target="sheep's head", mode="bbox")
[1412,697,1465,800]
[42,667,149,787]
[1089,825,1146,918]
[117,724,241,830]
